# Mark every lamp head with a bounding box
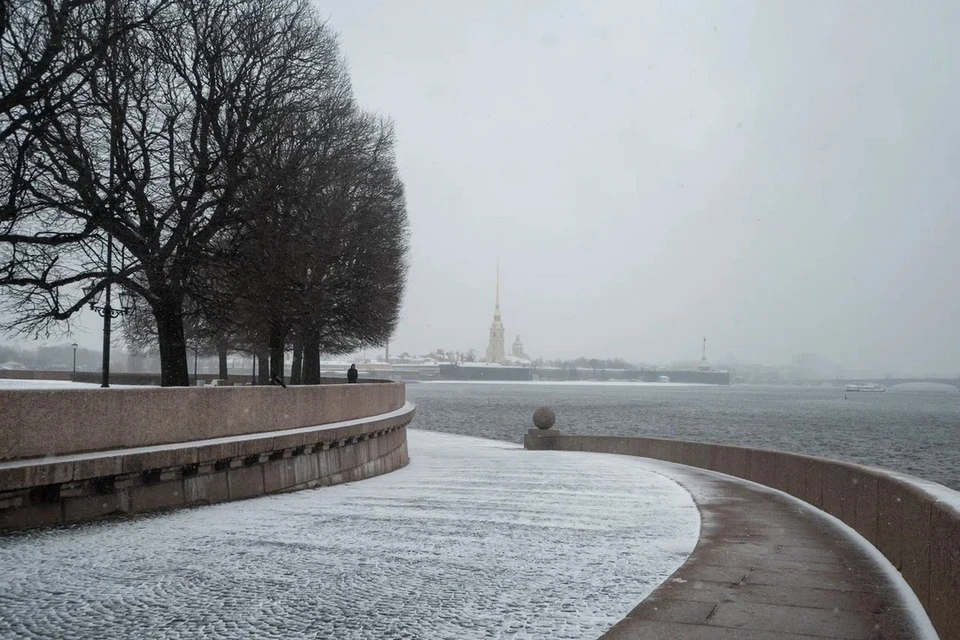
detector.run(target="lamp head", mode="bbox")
[82,283,101,308]
[118,290,135,313]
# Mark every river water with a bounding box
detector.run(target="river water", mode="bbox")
[406,382,960,491]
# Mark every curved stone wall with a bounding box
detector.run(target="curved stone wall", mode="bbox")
[0,383,412,531]
[525,430,960,640]
[1,382,404,460]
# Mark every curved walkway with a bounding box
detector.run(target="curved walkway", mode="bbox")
[0,431,699,640]
[603,461,930,639]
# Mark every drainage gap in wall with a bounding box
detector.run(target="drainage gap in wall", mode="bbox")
[91,476,116,494]
[28,484,60,505]
[142,469,162,485]
[181,463,199,478]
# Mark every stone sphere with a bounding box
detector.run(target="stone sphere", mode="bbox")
[533,406,556,430]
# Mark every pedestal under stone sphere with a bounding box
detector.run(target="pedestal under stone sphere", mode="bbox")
[533,407,556,430]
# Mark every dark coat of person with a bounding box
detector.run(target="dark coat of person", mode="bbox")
[347,364,358,383]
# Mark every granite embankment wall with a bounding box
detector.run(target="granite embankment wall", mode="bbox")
[525,431,960,640]
[0,383,412,530]
[0,369,354,386]
[0,370,73,381]
[0,382,403,460]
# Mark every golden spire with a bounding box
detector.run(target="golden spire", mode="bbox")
[494,262,501,321]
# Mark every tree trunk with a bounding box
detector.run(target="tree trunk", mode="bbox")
[290,337,303,385]
[269,322,286,382]
[152,292,190,386]
[302,328,321,384]
[218,343,229,380]
[257,348,270,385]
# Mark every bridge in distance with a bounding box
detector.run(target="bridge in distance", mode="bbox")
[823,376,960,390]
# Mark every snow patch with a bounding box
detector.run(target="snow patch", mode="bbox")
[0,378,139,390]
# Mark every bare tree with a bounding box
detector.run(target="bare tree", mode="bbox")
[1,0,342,385]
[214,98,408,385]
[0,0,166,143]
[0,0,166,230]
[297,114,409,383]
[2,0,409,386]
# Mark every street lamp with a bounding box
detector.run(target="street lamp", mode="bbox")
[71,343,78,379]
[83,281,135,388]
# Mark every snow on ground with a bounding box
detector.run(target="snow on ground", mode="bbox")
[0,378,138,390]
[0,430,699,640]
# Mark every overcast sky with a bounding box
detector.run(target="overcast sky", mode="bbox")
[15,1,959,376]
[311,0,960,375]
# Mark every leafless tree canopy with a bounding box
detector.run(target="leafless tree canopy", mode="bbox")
[0,0,409,385]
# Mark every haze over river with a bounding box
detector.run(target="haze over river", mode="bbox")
[407,382,960,491]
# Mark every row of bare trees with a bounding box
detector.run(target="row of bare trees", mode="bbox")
[0,0,409,385]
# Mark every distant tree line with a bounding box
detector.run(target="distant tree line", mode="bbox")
[541,357,640,371]
[532,357,642,381]
[0,0,409,385]
[0,341,102,371]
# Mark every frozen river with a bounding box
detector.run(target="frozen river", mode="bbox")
[0,430,698,639]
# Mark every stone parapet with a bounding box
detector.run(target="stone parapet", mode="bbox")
[526,432,960,640]
[524,428,560,449]
[0,382,404,461]
[0,402,414,531]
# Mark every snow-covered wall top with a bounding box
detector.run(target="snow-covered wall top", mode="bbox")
[0,382,405,461]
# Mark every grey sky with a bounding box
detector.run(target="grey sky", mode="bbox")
[319,0,960,375]
[11,1,958,376]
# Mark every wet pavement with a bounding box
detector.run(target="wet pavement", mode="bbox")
[601,461,932,639]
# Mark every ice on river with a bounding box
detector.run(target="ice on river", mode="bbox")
[0,430,699,639]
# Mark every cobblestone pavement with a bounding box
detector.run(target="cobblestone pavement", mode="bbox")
[0,430,698,639]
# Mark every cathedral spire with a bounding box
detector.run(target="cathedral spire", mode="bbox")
[494,262,501,321]
[486,262,506,364]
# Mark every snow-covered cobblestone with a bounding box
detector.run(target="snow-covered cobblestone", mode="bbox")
[0,430,698,639]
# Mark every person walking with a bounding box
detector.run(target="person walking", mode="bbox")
[347,364,358,383]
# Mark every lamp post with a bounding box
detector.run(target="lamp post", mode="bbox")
[82,22,132,389]
[83,279,135,388]
[71,343,78,379]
